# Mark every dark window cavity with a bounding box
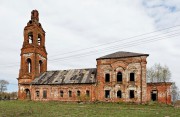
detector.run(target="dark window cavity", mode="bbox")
[105,90,110,98]
[130,90,135,99]
[117,72,122,82]
[77,90,80,97]
[86,90,90,97]
[105,73,110,82]
[151,90,158,101]
[39,60,43,73]
[69,91,72,97]
[130,73,135,81]
[117,90,122,98]
[60,90,64,97]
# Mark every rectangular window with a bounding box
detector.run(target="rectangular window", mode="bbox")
[105,73,110,82]
[105,90,110,98]
[43,90,47,99]
[69,91,72,97]
[86,90,90,97]
[130,73,135,81]
[130,90,134,99]
[36,91,40,97]
[60,90,63,97]
[77,91,80,97]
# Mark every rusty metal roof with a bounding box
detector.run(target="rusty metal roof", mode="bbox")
[97,51,149,60]
[31,68,96,85]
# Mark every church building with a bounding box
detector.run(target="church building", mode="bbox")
[18,10,172,104]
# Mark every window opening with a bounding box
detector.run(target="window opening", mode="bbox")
[38,34,41,46]
[39,60,42,73]
[117,72,122,82]
[117,90,122,98]
[130,90,134,99]
[43,90,47,99]
[36,91,40,97]
[105,90,110,98]
[105,73,110,82]
[130,73,135,81]
[69,91,72,97]
[77,90,80,97]
[25,89,31,99]
[60,90,64,97]
[27,58,31,73]
[86,90,90,97]
[28,32,33,44]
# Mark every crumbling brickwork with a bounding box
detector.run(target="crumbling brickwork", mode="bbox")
[96,56,148,103]
[18,10,47,100]
[17,10,172,104]
[147,83,172,104]
[30,84,96,101]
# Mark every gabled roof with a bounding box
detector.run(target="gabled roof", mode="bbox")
[97,51,149,60]
[31,68,96,85]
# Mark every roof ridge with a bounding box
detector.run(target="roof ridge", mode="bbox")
[46,68,96,72]
[97,51,149,60]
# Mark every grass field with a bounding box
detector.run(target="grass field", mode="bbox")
[0,101,180,117]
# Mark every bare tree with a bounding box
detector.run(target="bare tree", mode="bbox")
[154,63,162,82]
[0,80,9,93]
[147,63,171,82]
[147,67,156,82]
[171,83,179,105]
[147,63,173,104]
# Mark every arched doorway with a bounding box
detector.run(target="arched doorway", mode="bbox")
[25,89,31,100]
[151,90,158,101]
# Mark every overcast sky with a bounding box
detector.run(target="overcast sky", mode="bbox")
[0,0,180,92]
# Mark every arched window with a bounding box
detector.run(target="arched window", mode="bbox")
[77,90,80,97]
[105,73,110,82]
[69,91,72,97]
[117,90,122,98]
[27,58,32,73]
[105,90,110,98]
[28,32,33,44]
[86,90,90,97]
[60,90,64,97]
[38,34,41,46]
[39,60,43,73]
[117,72,122,82]
[130,73,135,81]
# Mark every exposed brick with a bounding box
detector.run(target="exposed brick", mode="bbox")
[18,10,172,104]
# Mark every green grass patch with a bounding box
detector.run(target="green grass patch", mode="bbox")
[0,101,179,117]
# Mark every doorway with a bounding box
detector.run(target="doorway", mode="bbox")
[25,89,31,100]
[151,90,158,101]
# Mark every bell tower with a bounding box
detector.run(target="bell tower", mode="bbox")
[18,10,47,99]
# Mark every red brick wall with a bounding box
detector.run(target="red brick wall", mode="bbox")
[30,84,96,102]
[18,10,47,99]
[147,83,172,104]
[96,56,148,103]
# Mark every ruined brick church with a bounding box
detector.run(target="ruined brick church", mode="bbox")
[18,10,172,104]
